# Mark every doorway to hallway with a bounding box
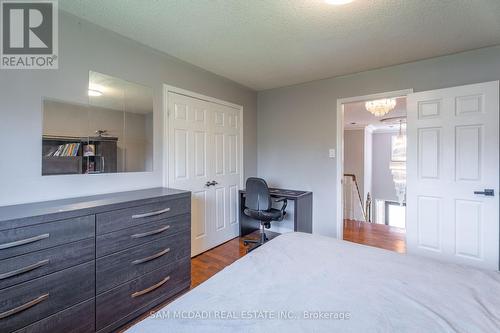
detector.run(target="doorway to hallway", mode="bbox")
[340,92,409,253]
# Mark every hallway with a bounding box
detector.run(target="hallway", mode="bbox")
[343,219,406,254]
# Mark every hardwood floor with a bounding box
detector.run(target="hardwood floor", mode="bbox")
[343,219,406,253]
[192,230,279,287]
[191,234,247,288]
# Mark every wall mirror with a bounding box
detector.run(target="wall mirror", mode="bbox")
[42,71,153,175]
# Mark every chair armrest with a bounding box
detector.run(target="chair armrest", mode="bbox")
[274,198,287,221]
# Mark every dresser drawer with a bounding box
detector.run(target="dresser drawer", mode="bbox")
[96,197,190,235]
[0,216,95,260]
[96,231,190,294]
[13,299,95,333]
[96,258,190,330]
[96,214,190,257]
[0,238,95,290]
[0,262,95,333]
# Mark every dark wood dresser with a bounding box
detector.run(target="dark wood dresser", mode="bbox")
[0,188,191,333]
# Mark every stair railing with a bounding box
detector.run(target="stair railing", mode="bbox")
[343,174,368,222]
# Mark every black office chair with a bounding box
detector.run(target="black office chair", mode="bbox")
[243,178,287,252]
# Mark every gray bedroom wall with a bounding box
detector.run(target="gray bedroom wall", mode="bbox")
[257,45,500,237]
[0,12,257,206]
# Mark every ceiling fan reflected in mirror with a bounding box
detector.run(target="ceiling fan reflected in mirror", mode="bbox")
[379,115,406,124]
[325,0,354,5]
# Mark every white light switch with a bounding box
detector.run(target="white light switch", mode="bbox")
[329,149,336,158]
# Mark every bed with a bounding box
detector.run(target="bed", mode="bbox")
[126,232,500,332]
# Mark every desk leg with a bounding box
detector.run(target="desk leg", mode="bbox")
[239,193,260,236]
[294,193,313,233]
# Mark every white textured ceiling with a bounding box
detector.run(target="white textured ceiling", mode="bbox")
[60,0,500,91]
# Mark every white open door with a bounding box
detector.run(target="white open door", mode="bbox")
[407,81,499,270]
[167,91,242,257]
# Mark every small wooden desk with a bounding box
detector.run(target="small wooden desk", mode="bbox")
[239,188,313,236]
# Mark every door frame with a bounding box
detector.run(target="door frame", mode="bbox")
[335,89,413,240]
[162,84,244,189]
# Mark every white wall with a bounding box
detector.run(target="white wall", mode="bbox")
[258,45,500,237]
[363,127,373,202]
[372,132,398,202]
[343,129,365,197]
[342,126,372,221]
[0,12,257,206]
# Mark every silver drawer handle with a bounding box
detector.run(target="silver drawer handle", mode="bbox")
[131,276,170,298]
[130,225,170,239]
[0,259,50,280]
[0,293,49,319]
[132,208,171,219]
[132,248,170,265]
[0,234,50,250]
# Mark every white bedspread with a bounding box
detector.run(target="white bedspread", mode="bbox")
[127,232,500,333]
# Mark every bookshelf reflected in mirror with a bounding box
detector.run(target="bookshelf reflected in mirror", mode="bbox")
[42,136,118,175]
[42,136,83,175]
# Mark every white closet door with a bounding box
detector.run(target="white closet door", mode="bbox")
[211,103,241,246]
[407,81,499,270]
[168,93,212,256]
[168,92,241,256]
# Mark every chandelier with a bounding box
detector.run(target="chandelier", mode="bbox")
[365,98,396,117]
[390,161,406,205]
[389,119,407,205]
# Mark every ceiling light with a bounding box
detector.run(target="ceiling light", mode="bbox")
[325,0,354,5]
[88,89,103,97]
[365,98,397,117]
